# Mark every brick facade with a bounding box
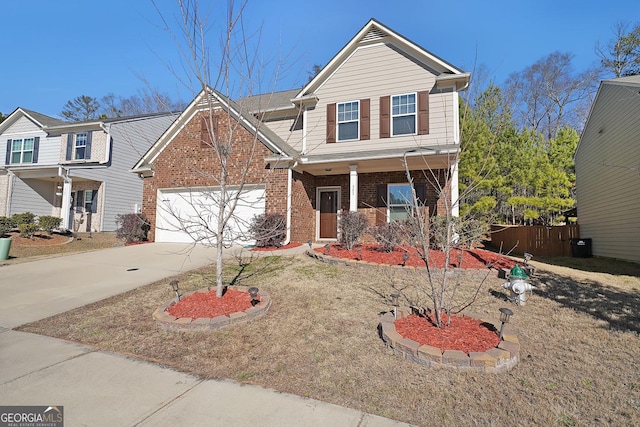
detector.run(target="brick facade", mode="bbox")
[142,109,452,244]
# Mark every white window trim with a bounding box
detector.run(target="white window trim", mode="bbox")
[387,183,414,221]
[337,100,360,142]
[391,92,417,137]
[10,138,34,164]
[75,133,88,160]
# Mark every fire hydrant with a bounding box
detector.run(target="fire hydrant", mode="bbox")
[502,265,535,306]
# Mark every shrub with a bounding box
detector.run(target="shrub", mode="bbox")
[38,216,62,234]
[18,223,38,239]
[12,212,36,226]
[339,210,369,250]
[249,213,286,247]
[370,221,405,252]
[0,216,14,237]
[115,213,150,243]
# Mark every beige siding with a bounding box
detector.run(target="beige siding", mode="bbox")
[263,117,302,150]
[575,82,640,263]
[4,116,40,134]
[304,43,456,156]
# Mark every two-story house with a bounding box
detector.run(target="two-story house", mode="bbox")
[0,108,177,232]
[132,19,469,244]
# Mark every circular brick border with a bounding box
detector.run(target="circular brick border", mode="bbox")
[379,308,519,373]
[153,286,271,331]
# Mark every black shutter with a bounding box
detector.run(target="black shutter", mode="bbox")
[85,132,92,159]
[90,190,98,213]
[76,190,84,213]
[66,134,74,161]
[32,137,40,163]
[376,184,387,225]
[414,183,426,205]
[5,139,11,164]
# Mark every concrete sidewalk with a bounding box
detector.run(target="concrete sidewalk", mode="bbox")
[0,243,412,426]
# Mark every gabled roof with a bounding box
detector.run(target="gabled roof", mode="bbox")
[295,18,469,100]
[132,86,298,172]
[0,107,66,134]
[575,75,640,159]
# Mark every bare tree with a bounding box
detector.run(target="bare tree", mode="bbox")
[504,52,599,138]
[596,21,640,77]
[152,0,286,297]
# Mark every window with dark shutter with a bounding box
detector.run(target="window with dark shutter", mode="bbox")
[379,96,390,138]
[5,139,11,165]
[360,99,370,140]
[326,103,336,143]
[85,132,92,159]
[66,134,74,161]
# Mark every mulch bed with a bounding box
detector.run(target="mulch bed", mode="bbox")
[5,231,72,247]
[251,242,303,251]
[395,313,501,354]
[166,288,253,319]
[315,244,516,270]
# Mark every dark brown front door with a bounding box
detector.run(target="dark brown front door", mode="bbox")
[319,190,338,239]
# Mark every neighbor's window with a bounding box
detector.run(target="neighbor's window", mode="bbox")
[388,183,414,221]
[84,190,94,212]
[337,101,359,141]
[10,138,34,164]
[75,133,88,159]
[391,93,416,136]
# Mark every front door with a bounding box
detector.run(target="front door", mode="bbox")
[319,190,338,239]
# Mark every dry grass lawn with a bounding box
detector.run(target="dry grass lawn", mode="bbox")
[18,253,640,426]
[1,232,122,265]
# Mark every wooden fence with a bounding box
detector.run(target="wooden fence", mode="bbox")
[489,224,580,257]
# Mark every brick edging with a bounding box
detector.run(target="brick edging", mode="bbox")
[153,286,271,331]
[379,308,519,373]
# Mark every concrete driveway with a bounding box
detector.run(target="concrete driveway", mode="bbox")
[0,243,412,426]
[0,243,215,329]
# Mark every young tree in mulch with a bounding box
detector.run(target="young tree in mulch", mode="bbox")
[385,84,511,329]
[152,0,295,297]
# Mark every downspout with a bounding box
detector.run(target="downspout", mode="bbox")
[282,161,297,245]
[100,123,112,164]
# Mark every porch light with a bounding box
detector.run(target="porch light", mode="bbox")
[170,280,180,302]
[498,307,513,340]
[248,287,259,306]
[391,293,400,319]
[56,185,63,196]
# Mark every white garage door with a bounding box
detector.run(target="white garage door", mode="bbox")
[155,186,265,245]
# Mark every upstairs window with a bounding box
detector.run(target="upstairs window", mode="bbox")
[10,138,35,164]
[337,101,359,141]
[75,133,87,159]
[65,132,92,161]
[391,93,416,136]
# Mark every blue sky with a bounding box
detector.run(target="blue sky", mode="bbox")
[2,0,639,118]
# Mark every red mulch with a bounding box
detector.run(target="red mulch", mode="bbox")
[251,242,303,251]
[166,288,254,319]
[395,314,500,354]
[7,232,70,247]
[315,244,515,270]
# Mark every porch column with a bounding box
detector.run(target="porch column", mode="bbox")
[349,165,358,212]
[451,161,459,217]
[60,179,73,230]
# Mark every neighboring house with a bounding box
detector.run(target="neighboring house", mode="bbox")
[133,19,469,244]
[0,108,177,232]
[575,75,640,263]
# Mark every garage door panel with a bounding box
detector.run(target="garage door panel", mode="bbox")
[155,187,265,245]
